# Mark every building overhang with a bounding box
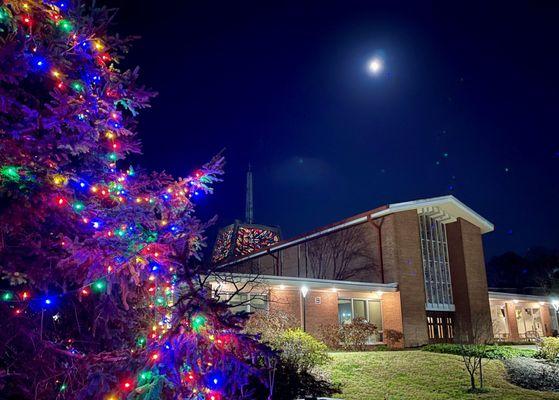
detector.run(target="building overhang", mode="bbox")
[380,195,494,234]
[205,273,398,293]
[489,290,559,306]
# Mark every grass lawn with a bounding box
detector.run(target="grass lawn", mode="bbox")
[325,351,559,400]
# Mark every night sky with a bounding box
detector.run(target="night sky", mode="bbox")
[108,1,559,259]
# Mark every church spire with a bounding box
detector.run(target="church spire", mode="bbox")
[245,164,254,224]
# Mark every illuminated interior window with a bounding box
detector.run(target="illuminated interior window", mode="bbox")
[419,208,454,311]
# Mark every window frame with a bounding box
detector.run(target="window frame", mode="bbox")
[220,291,269,314]
[338,297,384,343]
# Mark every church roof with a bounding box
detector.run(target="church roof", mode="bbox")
[216,195,494,267]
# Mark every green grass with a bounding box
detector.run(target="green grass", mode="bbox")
[325,351,559,400]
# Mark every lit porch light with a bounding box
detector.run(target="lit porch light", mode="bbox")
[512,299,519,304]
[300,286,309,298]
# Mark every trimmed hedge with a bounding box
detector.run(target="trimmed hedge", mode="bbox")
[422,343,537,359]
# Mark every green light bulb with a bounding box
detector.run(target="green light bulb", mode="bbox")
[1,165,20,182]
[71,81,84,92]
[191,314,207,333]
[72,201,84,212]
[58,19,73,33]
[138,371,152,382]
[1,291,13,301]
[92,279,106,293]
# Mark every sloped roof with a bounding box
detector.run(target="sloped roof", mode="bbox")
[217,195,494,267]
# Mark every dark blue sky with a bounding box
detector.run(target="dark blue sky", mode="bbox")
[110,1,559,259]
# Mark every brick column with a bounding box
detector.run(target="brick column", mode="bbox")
[541,305,552,337]
[505,302,519,340]
[382,210,429,347]
[446,218,493,342]
[381,292,405,348]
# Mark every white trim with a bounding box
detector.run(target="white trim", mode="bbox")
[206,273,398,292]
[385,196,494,234]
[488,291,552,303]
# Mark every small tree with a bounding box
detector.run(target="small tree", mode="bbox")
[455,314,493,392]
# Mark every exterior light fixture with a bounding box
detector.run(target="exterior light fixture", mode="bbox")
[300,286,309,332]
[376,290,384,298]
[552,300,559,311]
[279,284,286,290]
[513,299,519,304]
[331,287,338,293]
[539,301,545,306]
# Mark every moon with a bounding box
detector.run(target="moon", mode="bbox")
[367,57,384,75]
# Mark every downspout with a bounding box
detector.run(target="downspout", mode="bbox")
[267,249,280,276]
[368,215,385,284]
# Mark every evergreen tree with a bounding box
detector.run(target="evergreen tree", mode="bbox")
[0,1,273,398]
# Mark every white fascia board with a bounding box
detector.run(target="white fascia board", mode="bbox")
[488,291,553,303]
[386,195,495,234]
[206,273,398,292]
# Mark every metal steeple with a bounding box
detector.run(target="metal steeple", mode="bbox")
[245,164,254,224]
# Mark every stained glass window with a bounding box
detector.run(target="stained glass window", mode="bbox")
[212,223,280,263]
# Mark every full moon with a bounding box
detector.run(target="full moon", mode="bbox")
[367,57,383,75]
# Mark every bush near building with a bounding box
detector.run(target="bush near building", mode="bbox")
[538,337,559,362]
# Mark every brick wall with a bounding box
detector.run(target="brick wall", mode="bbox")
[304,290,339,335]
[447,218,493,342]
[269,288,302,327]
[381,291,405,348]
[381,211,429,347]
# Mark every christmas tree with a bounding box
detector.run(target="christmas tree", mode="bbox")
[0,1,273,399]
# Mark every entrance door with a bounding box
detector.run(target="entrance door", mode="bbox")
[427,311,455,343]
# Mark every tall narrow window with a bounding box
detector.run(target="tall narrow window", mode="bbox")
[419,208,454,311]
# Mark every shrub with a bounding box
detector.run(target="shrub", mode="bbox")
[538,337,559,362]
[505,357,559,392]
[338,317,378,351]
[318,317,378,351]
[244,309,298,343]
[271,328,331,372]
[263,329,340,399]
[267,358,342,400]
[422,343,536,359]
[384,329,404,347]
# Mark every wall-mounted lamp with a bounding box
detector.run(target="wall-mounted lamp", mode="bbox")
[300,286,309,332]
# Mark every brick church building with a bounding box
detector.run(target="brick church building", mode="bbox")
[212,195,559,347]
